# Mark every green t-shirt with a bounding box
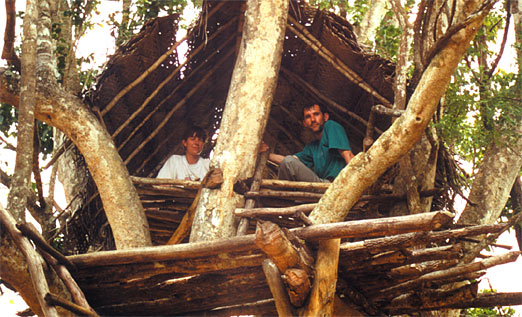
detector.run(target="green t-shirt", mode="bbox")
[295,120,351,180]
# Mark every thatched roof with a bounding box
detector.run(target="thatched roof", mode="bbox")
[87,0,395,178]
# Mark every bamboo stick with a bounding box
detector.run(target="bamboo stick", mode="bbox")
[280,67,378,133]
[114,16,238,144]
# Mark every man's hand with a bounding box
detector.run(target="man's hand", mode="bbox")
[260,141,285,164]
[339,149,354,165]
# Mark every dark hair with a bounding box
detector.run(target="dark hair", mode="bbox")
[182,126,206,141]
[302,103,328,118]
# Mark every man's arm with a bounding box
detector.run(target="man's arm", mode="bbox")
[260,141,286,164]
[339,149,354,164]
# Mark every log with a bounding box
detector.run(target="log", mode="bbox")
[302,239,340,316]
[294,211,454,241]
[235,203,316,218]
[68,211,455,268]
[443,292,522,309]
[262,259,293,316]
[244,188,442,204]
[384,282,478,314]
[346,244,463,272]
[40,251,96,315]
[237,147,269,235]
[282,268,310,307]
[260,179,330,191]
[255,221,300,273]
[132,176,201,189]
[339,223,505,261]
[245,189,323,201]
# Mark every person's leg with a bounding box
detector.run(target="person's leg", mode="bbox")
[278,156,326,182]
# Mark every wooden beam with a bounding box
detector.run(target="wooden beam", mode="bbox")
[68,211,455,268]
[262,259,294,316]
[302,239,340,316]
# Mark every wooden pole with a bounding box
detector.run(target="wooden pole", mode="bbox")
[262,259,294,316]
[237,148,270,235]
[67,211,455,268]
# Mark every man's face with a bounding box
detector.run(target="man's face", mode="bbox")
[303,104,329,133]
[182,133,204,157]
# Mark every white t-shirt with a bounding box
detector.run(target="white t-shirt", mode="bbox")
[157,155,210,181]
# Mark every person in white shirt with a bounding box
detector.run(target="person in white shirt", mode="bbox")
[157,126,210,181]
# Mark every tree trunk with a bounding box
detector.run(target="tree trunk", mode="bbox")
[309,0,492,225]
[355,0,388,47]
[7,0,38,222]
[306,1,492,315]
[190,0,288,242]
[457,0,522,245]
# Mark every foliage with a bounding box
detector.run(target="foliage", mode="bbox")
[465,289,516,316]
[435,15,520,172]
[108,0,189,47]
[374,9,401,62]
[0,103,17,137]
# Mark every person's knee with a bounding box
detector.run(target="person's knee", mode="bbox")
[280,155,298,169]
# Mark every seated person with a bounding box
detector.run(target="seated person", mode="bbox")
[157,126,210,181]
[262,103,354,182]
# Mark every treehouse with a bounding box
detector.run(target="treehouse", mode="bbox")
[22,0,520,315]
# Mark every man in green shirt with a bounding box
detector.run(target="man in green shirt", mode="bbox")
[263,104,354,182]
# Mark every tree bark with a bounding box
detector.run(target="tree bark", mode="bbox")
[457,0,522,250]
[7,0,38,222]
[355,0,388,47]
[305,1,493,315]
[190,0,288,242]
